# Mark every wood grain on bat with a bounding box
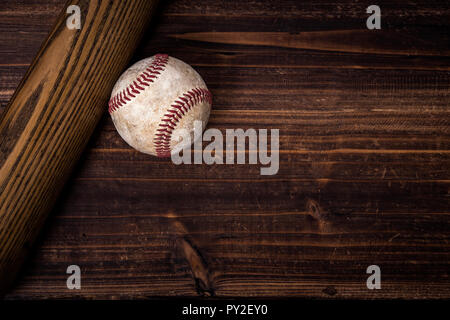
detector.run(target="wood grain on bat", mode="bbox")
[0,0,159,293]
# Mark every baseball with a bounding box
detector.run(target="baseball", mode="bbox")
[108,54,212,157]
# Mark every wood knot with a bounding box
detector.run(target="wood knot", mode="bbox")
[306,199,324,220]
[322,285,337,296]
[179,237,215,297]
[167,214,215,296]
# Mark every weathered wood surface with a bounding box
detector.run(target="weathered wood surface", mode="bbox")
[1,0,449,299]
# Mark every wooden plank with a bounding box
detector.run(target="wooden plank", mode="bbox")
[1,0,449,299]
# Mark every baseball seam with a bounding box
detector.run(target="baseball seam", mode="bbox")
[154,88,212,158]
[108,54,169,114]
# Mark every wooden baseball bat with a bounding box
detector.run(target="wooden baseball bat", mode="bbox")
[0,0,159,293]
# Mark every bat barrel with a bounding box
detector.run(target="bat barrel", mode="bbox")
[0,0,159,293]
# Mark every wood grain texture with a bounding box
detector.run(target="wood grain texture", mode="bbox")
[1,0,449,299]
[0,0,159,293]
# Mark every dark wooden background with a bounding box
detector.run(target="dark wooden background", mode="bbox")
[1,0,449,299]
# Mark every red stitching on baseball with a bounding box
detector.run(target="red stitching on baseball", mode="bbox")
[108,54,169,113]
[154,88,212,158]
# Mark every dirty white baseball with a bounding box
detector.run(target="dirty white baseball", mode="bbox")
[108,54,212,157]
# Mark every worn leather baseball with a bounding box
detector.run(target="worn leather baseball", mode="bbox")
[108,54,212,157]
